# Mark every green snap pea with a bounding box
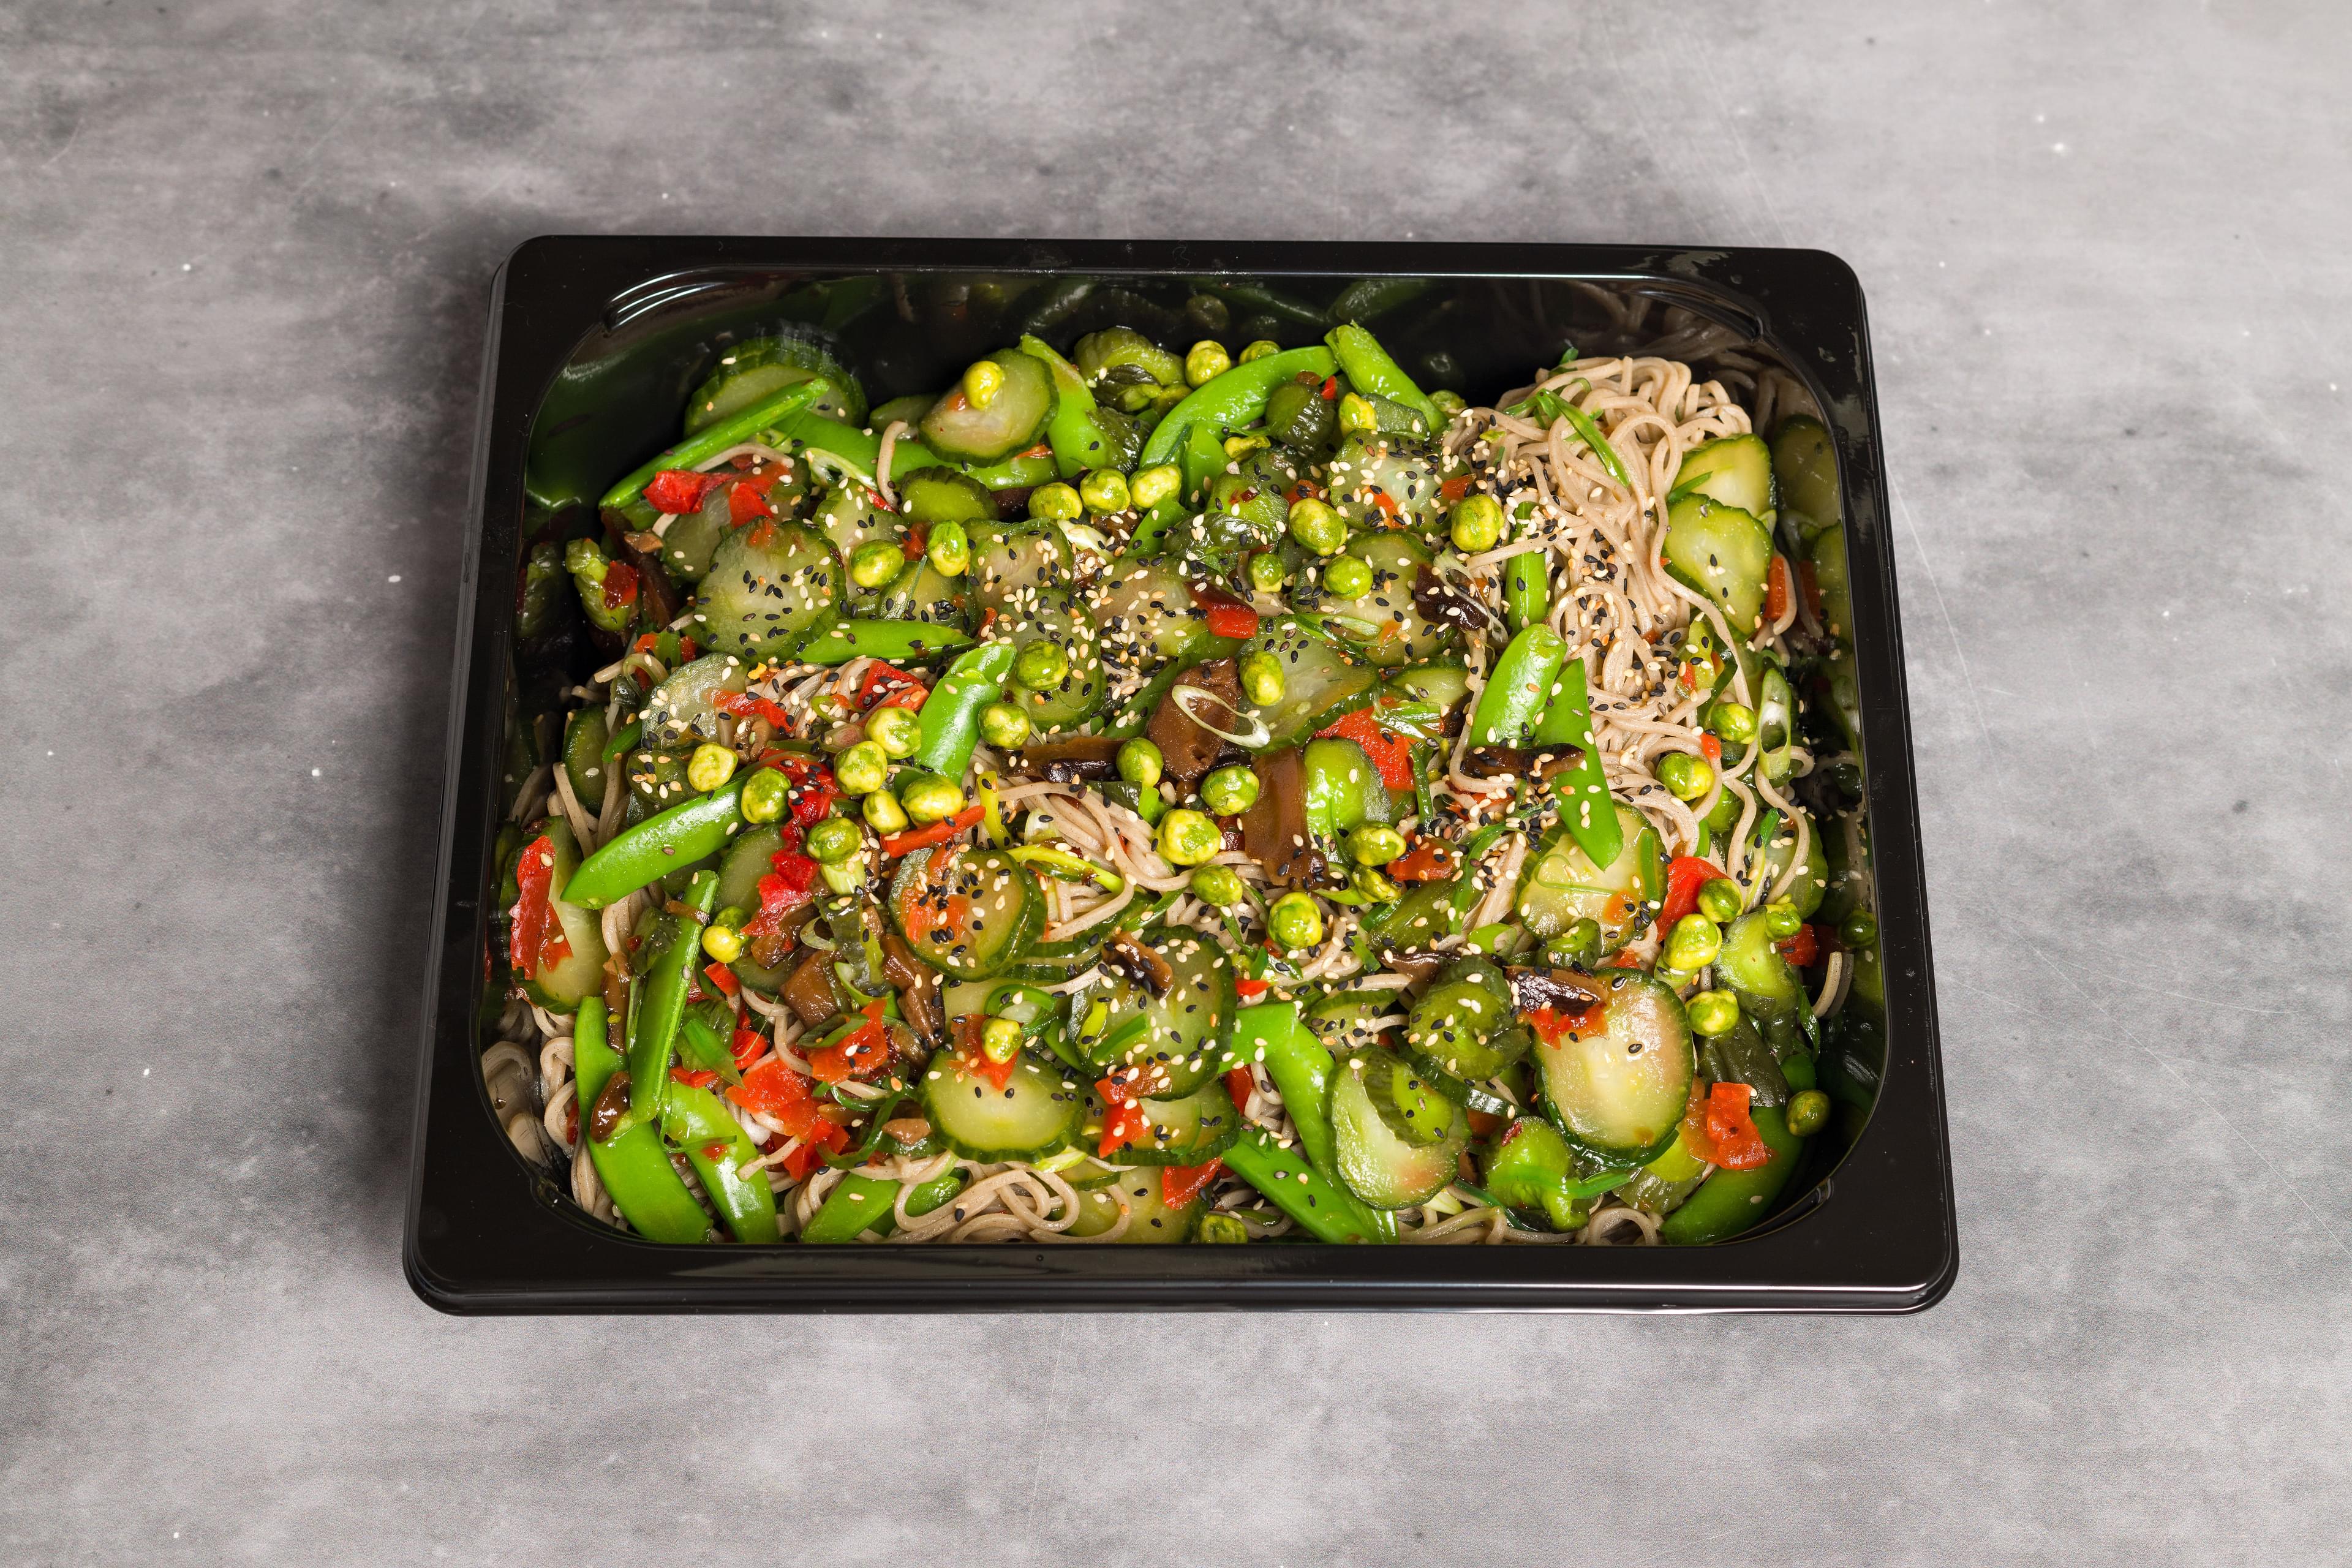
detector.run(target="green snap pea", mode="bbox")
[1657,1106,1805,1244]
[1504,549,1550,635]
[661,1080,779,1243]
[621,869,718,1134]
[572,997,710,1243]
[1223,1126,1395,1245]
[1326,323,1437,429]
[801,1167,964,1243]
[1017,335,1125,481]
[1221,1001,1336,1174]
[792,619,973,666]
[1139,345,1338,468]
[562,775,746,910]
[1468,625,1569,747]
[1785,1088,1832,1137]
[1529,655,1622,871]
[912,641,1019,779]
[756,405,943,484]
[599,380,826,511]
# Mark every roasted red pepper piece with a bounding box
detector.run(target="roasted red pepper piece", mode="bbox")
[1095,1075,1150,1158]
[1684,1080,1770,1171]
[1656,855,1725,938]
[877,803,983,858]
[600,559,639,609]
[1777,924,1820,967]
[644,469,728,515]
[1386,839,1458,883]
[726,480,773,526]
[1161,1158,1225,1208]
[1187,581,1260,641]
[508,834,573,976]
[1314,705,1417,791]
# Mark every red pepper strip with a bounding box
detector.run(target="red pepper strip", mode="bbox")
[703,961,740,998]
[1684,1080,1771,1171]
[878,803,984,859]
[1764,555,1791,622]
[1700,734,1722,764]
[727,480,773,526]
[1369,489,1399,521]
[780,1119,851,1181]
[951,1016,1019,1092]
[1777,924,1820,967]
[507,834,573,976]
[1234,976,1270,1003]
[765,752,843,829]
[670,1068,720,1089]
[729,1059,822,1133]
[1315,705,1416,791]
[1604,950,1645,968]
[1657,855,1725,938]
[856,662,927,707]
[1015,442,1052,461]
[1161,1158,1226,1209]
[1224,1068,1257,1111]
[731,1025,766,1070]
[1386,840,1458,883]
[746,518,778,549]
[1187,581,1260,641]
[809,1021,890,1084]
[600,560,639,609]
[1439,474,1474,502]
[1525,1002,1601,1047]
[900,523,927,560]
[1320,377,1339,401]
[741,849,820,941]
[644,468,728,514]
[711,689,797,731]
[1095,1076,1150,1159]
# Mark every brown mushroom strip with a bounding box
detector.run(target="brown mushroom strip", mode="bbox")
[1412,563,1491,633]
[601,511,682,628]
[1145,657,1240,788]
[1369,948,1453,989]
[587,1074,631,1142]
[1238,746,1321,887]
[1507,967,1606,1016]
[745,900,815,972]
[880,929,944,1046]
[1016,736,1126,782]
[782,948,842,1029]
[882,1116,934,1148]
[1458,744,1585,782]
[1102,929,1175,997]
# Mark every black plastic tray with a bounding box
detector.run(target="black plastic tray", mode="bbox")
[404,237,1956,1313]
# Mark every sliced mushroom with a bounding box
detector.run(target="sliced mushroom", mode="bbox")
[1102,929,1175,996]
[880,929,943,1046]
[1506,966,1606,1016]
[1146,657,1240,788]
[1238,746,1320,887]
[587,1073,631,1144]
[1458,744,1585,782]
[783,948,842,1029]
[1017,736,1126,782]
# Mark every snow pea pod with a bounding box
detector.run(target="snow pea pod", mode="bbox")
[1223,1128,1395,1244]
[562,774,747,910]
[573,997,711,1243]
[1138,345,1337,468]
[1504,549,1550,635]
[793,619,974,666]
[1221,1002,1338,1178]
[912,639,1018,778]
[758,405,943,481]
[1657,1106,1805,1244]
[1017,334,1117,479]
[801,1167,964,1243]
[1468,625,1569,747]
[1529,656,1623,870]
[1326,323,1436,429]
[600,380,827,511]
[662,1080,779,1243]
[622,869,719,1131]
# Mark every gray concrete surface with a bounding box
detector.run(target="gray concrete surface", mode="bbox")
[4,1,2348,1562]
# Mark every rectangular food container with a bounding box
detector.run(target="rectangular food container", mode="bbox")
[404,236,1956,1313]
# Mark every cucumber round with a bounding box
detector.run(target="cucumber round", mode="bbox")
[695,521,843,659]
[1077,930,1235,1098]
[1515,804,1662,954]
[1809,522,1854,644]
[1406,960,1528,1080]
[999,589,1105,733]
[1062,1169,1205,1240]
[1330,1046,1469,1208]
[972,521,1075,610]
[654,483,736,583]
[874,556,971,631]
[685,331,867,432]
[641,652,750,750]
[1771,416,1841,541]
[1670,432,1774,519]
[1379,663,1472,722]
[1239,616,1377,748]
[888,844,1043,981]
[1332,530,1454,668]
[521,820,610,1011]
[561,707,609,807]
[1664,493,1773,638]
[1304,989,1406,1055]
[1204,448,1305,551]
[1533,970,1694,1163]
[714,823,783,920]
[1084,1079,1242,1167]
[919,350,1053,462]
[1716,910,1806,1028]
[897,467,995,527]
[1758,806,1828,919]
[812,482,897,605]
[922,1052,1085,1161]
[1327,434,1446,535]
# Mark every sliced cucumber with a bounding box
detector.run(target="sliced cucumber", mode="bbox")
[1757,806,1829,919]
[1717,910,1806,1028]
[522,819,610,1011]
[1771,416,1841,541]
[1008,932,1107,987]
[1330,1046,1469,1208]
[1331,530,1453,668]
[1327,434,1446,535]
[874,556,971,631]
[1380,662,1471,718]
[685,331,865,432]
[972,521,1075,609]
[1063,1169,1205,1240]
[1809,522,1854,645]
[695,521,843,659]
[919,351,1053,462]
[1515,805,1663,954]
[1204,447,1305,551]
[1670,432,1773,519]
[896,467,994,527]
[812,482,896,579]
[1363,874,1467,952]
[641,652,750,751]
[561,707,609,807]
[1305,989,1407,1055]
[1406,960,1528,1079]
[1532,970,1694,1163]
[1000,589,1105,734]
[1088,1079,1242,1167]
[888,844,1043,982]
[922,1051,1085,1161]
[655,483,737,584]
[1076,930,1234,1097]
[1240,616,1377,748]
[1664,494,1773,638]
[715,823,783,920]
